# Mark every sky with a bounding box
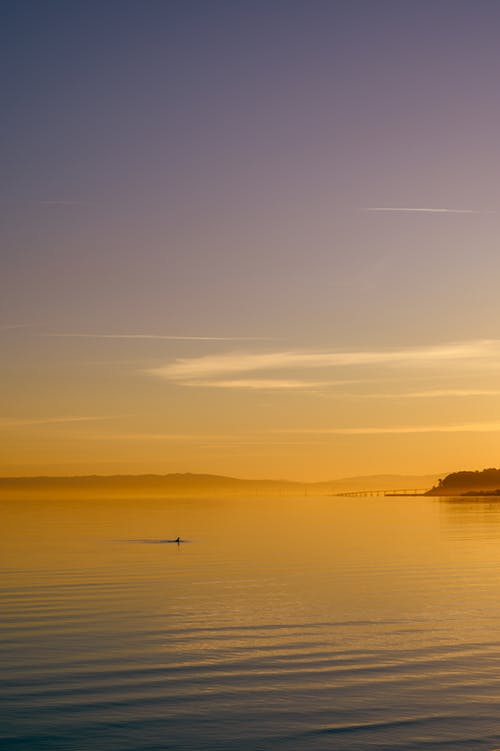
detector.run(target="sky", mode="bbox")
[3,0,500,480]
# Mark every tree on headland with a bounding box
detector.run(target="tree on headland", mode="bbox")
[427,468,500,495]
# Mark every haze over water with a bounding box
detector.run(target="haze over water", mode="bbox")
[3,494,500,751]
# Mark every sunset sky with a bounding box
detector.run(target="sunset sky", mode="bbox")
[3,1,500,480]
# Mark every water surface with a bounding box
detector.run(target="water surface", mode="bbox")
[2,495,500,750]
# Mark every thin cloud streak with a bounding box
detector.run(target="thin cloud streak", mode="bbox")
[279,422,500,435]
[180,379,353,390]
[39,200,86,206]
[151,340,500,384]
[354,389,500,399]
[87,422,500,442]
[46,333,272,341]
[88,431,324,447]
[363,207,485,214]
[0,324,29,332]
[0,416,126,428]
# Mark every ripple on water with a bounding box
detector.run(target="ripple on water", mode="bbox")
[3,496,500,751]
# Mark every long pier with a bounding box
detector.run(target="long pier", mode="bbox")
[333,488,430,498]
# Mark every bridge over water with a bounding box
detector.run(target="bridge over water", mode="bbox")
[333,488,430,498]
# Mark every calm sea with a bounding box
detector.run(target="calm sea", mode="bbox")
[2,494,500,751]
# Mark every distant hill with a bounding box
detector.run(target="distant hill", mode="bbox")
[0,472,442,499]
[426,468,500,496]
[0,473,304,499]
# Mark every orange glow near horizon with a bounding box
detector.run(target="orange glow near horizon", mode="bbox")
[3,333,500,481]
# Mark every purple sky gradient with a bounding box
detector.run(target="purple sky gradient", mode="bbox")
[3,1,500,477]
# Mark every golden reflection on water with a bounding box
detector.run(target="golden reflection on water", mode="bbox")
[4,496,500,750]
[4,495,500,627]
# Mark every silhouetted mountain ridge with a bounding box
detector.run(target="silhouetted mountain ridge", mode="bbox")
[0,472,442,498]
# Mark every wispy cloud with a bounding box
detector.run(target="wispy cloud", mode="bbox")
[46,333,271,341]
[179,379,344,391]
[96,432,210,442]
[89,431,324,447]
[354,389,500,399]
[93,421,500,442]
[279,422,500,435]
[39,200,86,206]
[0,324,29,332]
[363,207,485,214]
[150,340,500,386]
[0,416,126,428]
